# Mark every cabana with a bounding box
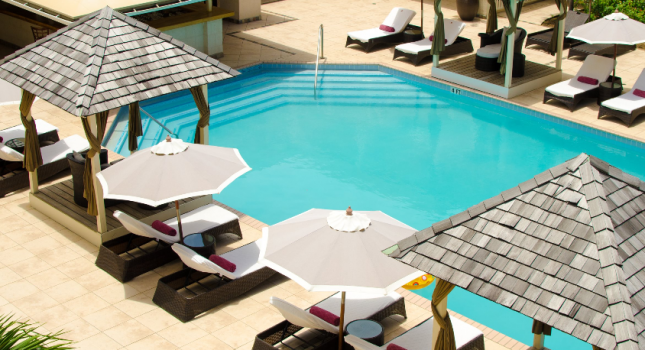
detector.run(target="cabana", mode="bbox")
[0,6,239,245]
[389,153,642,349]
[429,0,564,98]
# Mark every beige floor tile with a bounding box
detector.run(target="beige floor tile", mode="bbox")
[104,319,155,346]
[32,304,80,330]
[55,257,97,279]
[75,333,123,350]
[95,282,140,304]
[76,269,119,291]
[84,305,133,331]
[135,308,180,332]
[241,306,284,331]
[8,256,53,278]
[213,321,258,348]
[59,318,101,342]
[0,245,34,265]
[38,245,82,267]
[48,280,90,303]
[26,267,71,290]
[191,308,238,333]
[32,218,65,234]
[220,296,266,320]
[0,266,22,287]
[126,334,179,350]
[113,293,157,318]
[0,215,31,234]
[63,293,110,318]
[0,234,19,251]
[0,280,39,302]
[12,292,59,317]
[181,334,233,350]
[124,270,163,293]
[158,322,209,347]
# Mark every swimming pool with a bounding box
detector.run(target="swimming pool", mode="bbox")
[104,64,645,349]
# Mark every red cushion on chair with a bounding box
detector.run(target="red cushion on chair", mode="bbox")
[633,89,645,98]
[0,136,3,143]
[209,255,236,272]
[428,35,447,43]
[379,24,395,32]
[309,306,340,326]
[151,220,176,236]
[577,76,599,85]
[387,344,407,350]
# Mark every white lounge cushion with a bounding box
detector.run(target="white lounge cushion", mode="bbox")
[171,237,266,280]
[40,135,89,164]
[0,119,58,141]
[271,291,402,334]
[346,316,483,350]
[395,19,465,54]
[163,203,238,235]
[0,143,24,161]
[476,43,502,58]
[546,55,615,98]
[601,68,645,113]
[348,7,416,42]
[114,204,238,244]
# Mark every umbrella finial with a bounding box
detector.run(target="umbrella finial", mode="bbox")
[166,135,172,142]
[346,206,353,216]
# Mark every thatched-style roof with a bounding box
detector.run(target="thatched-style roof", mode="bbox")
[0,6,239,117]
[390,153,643,350]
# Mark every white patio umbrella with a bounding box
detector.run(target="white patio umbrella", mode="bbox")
[567,11,645,84]
[260,207,424,350]
[97,136,251,242]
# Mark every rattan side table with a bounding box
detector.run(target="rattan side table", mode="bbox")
[183,231,216,257]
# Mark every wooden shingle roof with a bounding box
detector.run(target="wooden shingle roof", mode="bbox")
[390,153,644,350]
[0,6,239,117]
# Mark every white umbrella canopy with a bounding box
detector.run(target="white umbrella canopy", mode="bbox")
[567,12,645,45]
[260,207,424,350]
[97,136,251,241]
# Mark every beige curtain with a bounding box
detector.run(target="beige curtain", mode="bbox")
[592,346,603,350]
[531,320,552,335]
[430,0,445,55]
[432,279,456,350]
[190,86,210,144]
[19,90,42,172]
[81,112,109,216]
[486,0,498,34]
[547,0,568,54]
[498,0,524,74]
[128,102,142,152]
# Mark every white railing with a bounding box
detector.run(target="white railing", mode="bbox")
[314,24,324,92]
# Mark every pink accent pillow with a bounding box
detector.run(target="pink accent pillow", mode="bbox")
[151,220,176,236]
[387,344,407,350]
[0,136,3,143]
[428,36,447,43]
[577,76,598,85]
[209,255,236,272]
[379,24,395,32]
[309,306,340,326]
[633,89,645,98]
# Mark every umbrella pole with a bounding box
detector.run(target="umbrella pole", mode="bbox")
[175,200,185,243]
[612,44,617,86]
[421,0,424,35]
[338,291,346,350]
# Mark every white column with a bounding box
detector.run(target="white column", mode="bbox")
[433,14,439,68]
[555,13,565,70]
[533,333,545,349]
[431,296,448,347]
[24,112,39,194]
[504,0,517,88]
[200,84,209,144]
[207,0,213,11]
[89,115,107,233]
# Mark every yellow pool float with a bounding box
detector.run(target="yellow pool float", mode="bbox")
[403,274,434,290]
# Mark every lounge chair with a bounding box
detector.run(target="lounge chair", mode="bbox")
[525,10,589,52]
[0,135,89,197]
[253,292,407,350]
[393,19,474,65]
[345,316,484,350]
[568,43,636,60]
[543,55,615,111]
[598,68,645,127]
[152,239,276,322]
[0,119,59,145]
[95,204,243,282]
[475,27,527,72]
[346,8,416,52]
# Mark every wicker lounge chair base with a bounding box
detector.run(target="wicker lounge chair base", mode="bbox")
[0,157,69,197]
[346,32,406,53]
[253,296,407,350]
[598,105,645,127]
[153,266,276,322]
[393,36,473,65]
[568,43,636,59]
[475,53,525,77]
[96,219,243,282]
[525,11,589,53]
[543,76,618,111]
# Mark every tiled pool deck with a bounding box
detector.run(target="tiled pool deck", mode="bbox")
[1,0,644,348]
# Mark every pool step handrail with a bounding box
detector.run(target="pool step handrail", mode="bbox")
[140,107,177,137]
[314,24,324,92]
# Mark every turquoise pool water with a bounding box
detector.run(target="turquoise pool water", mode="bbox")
[105,66,645,349]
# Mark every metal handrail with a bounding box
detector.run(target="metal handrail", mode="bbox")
[314,24,324,91]
[140,107,177,137]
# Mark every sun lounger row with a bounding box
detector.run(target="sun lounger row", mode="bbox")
[393,19,473,66]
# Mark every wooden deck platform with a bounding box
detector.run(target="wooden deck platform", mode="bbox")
[30,177,211,246]
[432,54,562,98]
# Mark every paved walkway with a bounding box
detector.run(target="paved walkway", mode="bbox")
[1,0,643,349]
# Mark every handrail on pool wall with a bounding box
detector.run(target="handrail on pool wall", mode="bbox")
[314,24,324,93]
[140,107,177,137]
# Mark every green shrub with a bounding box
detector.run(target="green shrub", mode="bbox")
[0,314,73,350]
[573,0,645,22]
